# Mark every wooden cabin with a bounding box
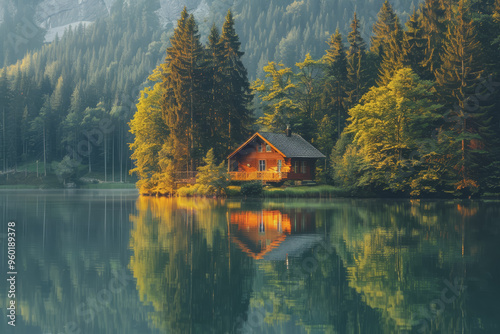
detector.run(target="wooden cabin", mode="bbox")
[227,129,325,182]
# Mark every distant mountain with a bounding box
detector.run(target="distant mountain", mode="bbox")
[1,0,415,68]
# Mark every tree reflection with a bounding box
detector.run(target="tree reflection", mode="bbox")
[0,190,151,334]
[129,196,254,333]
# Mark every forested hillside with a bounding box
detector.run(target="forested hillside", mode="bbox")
[1,0,500,197]
[0,0,415,185]
[233,0,415,79]
[130,0,500,197]
[0,0,166,182]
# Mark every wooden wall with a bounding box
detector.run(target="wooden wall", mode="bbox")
[231,137,316,181]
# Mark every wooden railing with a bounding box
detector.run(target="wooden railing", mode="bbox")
[229,171,287,181]
[173,171,197,184]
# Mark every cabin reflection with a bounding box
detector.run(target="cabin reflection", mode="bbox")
[230,209,318,260]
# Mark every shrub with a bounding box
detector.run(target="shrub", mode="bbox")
[195,148,229,196]
[241,181,263,197]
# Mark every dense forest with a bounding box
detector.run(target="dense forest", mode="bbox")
[0,0,414,185]
[1,0,500,197]
[131,0,500,197]
[0,0,166,183]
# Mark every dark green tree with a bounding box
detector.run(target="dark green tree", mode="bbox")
[403,9,427,79]
[346,12,368,107]
[161,8,205,172]
[219,10,253,150]
[377,21,404,86]
[205,24,226,159]
[370,0,401,59]
[435,0,488,195]
[324,29,348,139]
[418,0,448,79]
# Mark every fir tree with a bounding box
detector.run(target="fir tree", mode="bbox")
[435,0,487,194]
[403,9,427,78]
[346,12,367,107]
[324,29,348,139]
[161,8,205,172]
[219,10,253,150]
[205,24,225,159]
[418,0,448,79]
[377,21,404,86]
[370,0,401,58]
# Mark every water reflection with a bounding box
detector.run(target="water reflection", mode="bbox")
[229,209,317,260]
[0,190,154,334]
[129,196,254,333]
[1,193,499,334]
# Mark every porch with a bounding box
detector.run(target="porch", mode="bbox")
[229,171,288,182]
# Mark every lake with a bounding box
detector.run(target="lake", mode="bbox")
[1,190,499,333]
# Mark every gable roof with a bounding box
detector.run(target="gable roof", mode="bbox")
[259,132,326,158]
[228,132,325,159]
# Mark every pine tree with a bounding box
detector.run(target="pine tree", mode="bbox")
[324,29,348,139]
[370,0,401,58]
[205,24,226,159]
[253,62,299,132]
[377,21,404,86]
[346,12,367,107]
[161,8,205,172]
[0,70,11,172]
[435,0,487,194]
[418,0,448,79]
[403,9,427,78]
[219,10,253,150]
[294,53,323,141]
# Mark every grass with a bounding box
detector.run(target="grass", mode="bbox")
[0,185,40,189]
[80,183,137,189]
[263,185,345,198]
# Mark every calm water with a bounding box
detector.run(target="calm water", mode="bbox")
[1,190,499,334]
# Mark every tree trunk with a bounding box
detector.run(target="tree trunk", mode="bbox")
[112,133,115,182]
[104,134,107,182]
[88,137,91,173]
[43,124,47,176]
[2,107,5,173]
[120,125,123,182]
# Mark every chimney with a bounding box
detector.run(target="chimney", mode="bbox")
[286,124,291,137]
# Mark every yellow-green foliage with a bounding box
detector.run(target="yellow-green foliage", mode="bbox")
[336,68,443,195]
[129,66,175,196]
[177,149,229,197]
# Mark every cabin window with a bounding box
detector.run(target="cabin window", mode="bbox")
[266,144,271,152]
[277,160,282,172]
[301,161,307,173]
[259,160,266,171]
[294,161,299,173]
[258,144,262,152]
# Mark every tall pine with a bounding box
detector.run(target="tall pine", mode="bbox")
[370,1,401,59]
[403,9,427,79]
[205,24,225,159]
[161,8,205,172]
[418,0,448,79]
[377,21,404,86]
[324,29,348,139]
[435,0,487,194]
[346,12,368,107]
[219,10,252,150]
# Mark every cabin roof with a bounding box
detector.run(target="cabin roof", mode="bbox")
[228,132,326,159]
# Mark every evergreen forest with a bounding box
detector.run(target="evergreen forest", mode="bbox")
[1,0,500,197]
